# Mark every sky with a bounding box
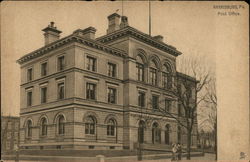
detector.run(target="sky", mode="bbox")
[0,1,246,117]
[1,2,249,159]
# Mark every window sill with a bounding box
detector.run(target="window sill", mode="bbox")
[40,135,48,138]
[56,134,65,137]
[108,102,116,105]
[86,98,97,101]
[85,133,96,137]
[108,75,117,78]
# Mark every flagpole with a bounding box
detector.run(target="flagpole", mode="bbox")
[149,0,151,36]
[122,0,124,17]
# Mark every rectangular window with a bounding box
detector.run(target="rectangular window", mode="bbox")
[138,92,145,107]
[152,95,159,110]
[86,83,96,100]
[41,62,47,76]
[136,63,144,81]
[108,62,116,77]
[15,122,19,130]
[165,99,171,112]
[150,68,157,86]
[27,91,32,106]
[7,132,12,139]
[86,56,96,72]
[27,68,33,81]
[41,87,47,103]
[14,132,18,141]
[58,83,65,100]
[108,87,116,104]
[7,122,12,129]
[57,56,65,71]
[6,141,11,150]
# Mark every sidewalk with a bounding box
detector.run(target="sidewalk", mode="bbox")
[2,152,205,162]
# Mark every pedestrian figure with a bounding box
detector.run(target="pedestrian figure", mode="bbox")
[171,143,178,161]
[177,143,182,160]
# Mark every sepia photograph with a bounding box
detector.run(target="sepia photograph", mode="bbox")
[1,1,249,161]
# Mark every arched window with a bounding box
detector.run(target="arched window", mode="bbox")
[107,119,116,136]
[152,122,161,144]
[26,120,32,138]
[136,55,145,82]
[138,120,146,143]
[85,116,95,135]
[165,124,171,145]
[40,117,47,136]
[57,115,65,135]
[162,64,172,89]
[149,60,158,86]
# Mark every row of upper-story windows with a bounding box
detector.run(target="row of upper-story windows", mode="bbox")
[137,90,173,112]
[26,80,173,112]
[26,55,117,82]
[25,81,118,107]
[136,54,174,89]
[26,82,65,107]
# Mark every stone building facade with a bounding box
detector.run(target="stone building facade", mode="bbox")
[17,13,198,151]
[1,116,20,153]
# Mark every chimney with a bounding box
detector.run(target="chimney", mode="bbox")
[42,22,62,45]
[120,16,129,29]
[73,27,97,40]
[107,13,120,34]
[81,27,96,39]
[153,35,164,42]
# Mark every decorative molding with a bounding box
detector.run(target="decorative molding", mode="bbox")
[105,81,119,86]
[17,35,127,64]
[96,26,182,57]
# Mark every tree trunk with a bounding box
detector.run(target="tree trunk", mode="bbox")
[186,130,192,160]
[214,122,217,160]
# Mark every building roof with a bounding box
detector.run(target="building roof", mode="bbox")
[17,34,127,64]
[17,17,182,64]
[96,26,182,56]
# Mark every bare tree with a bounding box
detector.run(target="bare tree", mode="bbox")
[199,77,217,159]
[156,54,211,160]
[135,53,213,160]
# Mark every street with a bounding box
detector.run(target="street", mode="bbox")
[1,153,215,162]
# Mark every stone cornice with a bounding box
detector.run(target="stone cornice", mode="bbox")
[176,72,198,83]
[96,26,182,57]
[17,35,127,65]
